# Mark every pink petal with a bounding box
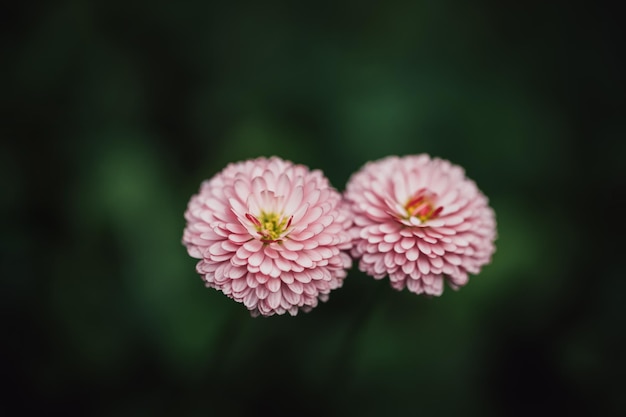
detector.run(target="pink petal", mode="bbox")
[248,251,264,267]
[259,257,274,275]
[266,277,281,292]
[267,291,281,309]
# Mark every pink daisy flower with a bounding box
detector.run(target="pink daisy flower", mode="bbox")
[183,157,353,317]
[344,154,496,296]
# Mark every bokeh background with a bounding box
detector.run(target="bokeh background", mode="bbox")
[3,1,624,416]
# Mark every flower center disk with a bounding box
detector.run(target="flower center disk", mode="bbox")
[404,189,442,222]
[246,211,293,243]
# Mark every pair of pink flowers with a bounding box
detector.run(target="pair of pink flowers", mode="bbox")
[183,155,496,317]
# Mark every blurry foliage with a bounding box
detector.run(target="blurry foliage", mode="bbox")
[2,0,624,416]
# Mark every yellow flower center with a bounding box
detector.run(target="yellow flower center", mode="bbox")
[246,211,293,243]
[404,189,442,222]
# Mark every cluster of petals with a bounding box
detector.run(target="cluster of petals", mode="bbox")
[183,157,353,316]
[344,154,496,296]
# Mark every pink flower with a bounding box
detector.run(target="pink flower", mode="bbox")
[344,155,496,296]
[183,157,353,317]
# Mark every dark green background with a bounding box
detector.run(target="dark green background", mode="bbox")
[3,1,624,416]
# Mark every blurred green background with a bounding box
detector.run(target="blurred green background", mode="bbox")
[3,1,624,416]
